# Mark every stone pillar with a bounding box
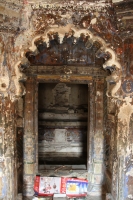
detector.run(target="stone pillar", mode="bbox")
[88,79,105,196]
[23,77,37,198]
[87,80,95,174]
[34,82,38,174]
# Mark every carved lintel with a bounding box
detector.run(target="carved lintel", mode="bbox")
[21,65,108,77]
[37,74,92,83]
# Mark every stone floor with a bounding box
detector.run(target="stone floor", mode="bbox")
[87,195,106,200]
[17,194,107,200]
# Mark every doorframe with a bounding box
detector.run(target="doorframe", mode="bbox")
[23,74,106,197]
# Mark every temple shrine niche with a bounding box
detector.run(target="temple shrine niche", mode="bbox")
[38,83,88,173]
[21,27,109,197]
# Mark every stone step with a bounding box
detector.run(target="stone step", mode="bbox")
[18,194,107,200]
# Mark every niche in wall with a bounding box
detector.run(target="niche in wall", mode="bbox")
[38,83,88,170]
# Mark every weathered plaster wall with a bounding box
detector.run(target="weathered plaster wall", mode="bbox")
[0,0,133,199]
[0,96,17,199]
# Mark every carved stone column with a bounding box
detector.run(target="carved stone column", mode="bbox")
[87,80,95,173]
[34,82,38,174]
[88,79,105,196]
[23,77,37,197]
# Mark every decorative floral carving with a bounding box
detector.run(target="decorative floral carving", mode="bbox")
[25,30,104,66]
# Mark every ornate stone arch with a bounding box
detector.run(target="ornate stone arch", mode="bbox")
[13,25,122,101]
[22,26,122,69]
[10,25,122,197]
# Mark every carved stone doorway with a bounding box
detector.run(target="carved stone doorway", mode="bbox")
[23,75,106,197]
[21,19,111,198]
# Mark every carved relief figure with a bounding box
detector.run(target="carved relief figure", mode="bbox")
[106,70,121,98]
[52,83,71,106]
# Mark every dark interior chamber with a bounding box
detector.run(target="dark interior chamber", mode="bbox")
[38,83,88,170]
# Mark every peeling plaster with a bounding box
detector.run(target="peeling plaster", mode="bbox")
[118,102,133,123]
[0,0,133,199]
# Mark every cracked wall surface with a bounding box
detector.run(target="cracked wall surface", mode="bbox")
[0,0,133,199]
